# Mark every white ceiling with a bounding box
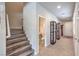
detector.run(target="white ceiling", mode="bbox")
[39,2,75,21]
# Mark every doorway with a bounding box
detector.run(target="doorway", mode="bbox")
[39,16,45,52]
[61,25,63,36]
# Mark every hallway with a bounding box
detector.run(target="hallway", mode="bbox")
[38,37,75,56]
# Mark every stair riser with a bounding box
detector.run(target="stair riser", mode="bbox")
[27,51,34,56]
[19,49,34,56]
[11,32,24,35]
[9,46,32,56]
[7,38,27,46]
[7,35,26,40]
[6,42,29,55]
[10,29,23,34]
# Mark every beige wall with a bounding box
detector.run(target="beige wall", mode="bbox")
[8,13,23,29]
[6,2,23,29]
[63,21,73,37]
[6,2,23,13]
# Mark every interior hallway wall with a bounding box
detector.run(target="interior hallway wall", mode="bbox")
[6,3,23,29]
[8,13,23,29]
[37,3,60,47]
[23,2,60,55]
[63,21,73,37]
[0,2,6,55]
[23,2,38,55]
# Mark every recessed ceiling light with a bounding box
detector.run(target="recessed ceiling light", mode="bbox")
[57,5,61,9]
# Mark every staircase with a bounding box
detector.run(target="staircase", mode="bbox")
[6,29,34,56]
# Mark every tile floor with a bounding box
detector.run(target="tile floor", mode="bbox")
[37,37,75,56]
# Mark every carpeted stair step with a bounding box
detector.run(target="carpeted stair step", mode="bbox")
[7,45,32,56]
[6,29,33,56]
[11,30,24,35]
[6,36,28,46]
[10,29,24,35]
[6,41,30,55]
[7,34,26,40]
[19,49,34,56]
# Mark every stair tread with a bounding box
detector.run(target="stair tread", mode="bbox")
[7,34,25,39]
[6,29,33,56]
[7,36,26,41]
[11,32,24,35]
[7,41,29,49]
[11,34,25,37]
[8,45,31,56]
[10,29,23,32]
[7,37,27,45]
[19,49,33,56]
[7,36,26,40]
[11,29,24,34]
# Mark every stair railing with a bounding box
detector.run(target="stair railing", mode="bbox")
[6,14,11,38]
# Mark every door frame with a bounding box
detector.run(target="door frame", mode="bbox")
[61,25,63,36]
[38,15,46,52]
[73,2,79,56]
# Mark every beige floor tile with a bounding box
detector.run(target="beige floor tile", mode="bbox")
[37,37,75,56]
